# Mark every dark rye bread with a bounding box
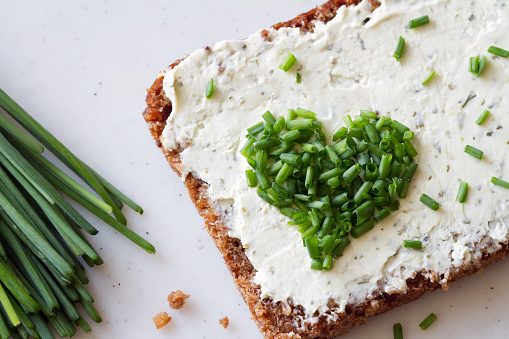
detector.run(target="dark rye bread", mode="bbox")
[143,1,509,338]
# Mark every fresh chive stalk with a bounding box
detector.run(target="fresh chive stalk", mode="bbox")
[491,177,509,189]
[0,89,155,338]
[477,55,487,77]
[393,323,403,339]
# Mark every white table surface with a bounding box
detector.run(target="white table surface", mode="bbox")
[0,1,508,338]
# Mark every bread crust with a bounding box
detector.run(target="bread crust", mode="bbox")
[143,1,509,338]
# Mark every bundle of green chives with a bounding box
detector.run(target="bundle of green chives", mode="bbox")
[0,88,155,338]
[242,108,418,270]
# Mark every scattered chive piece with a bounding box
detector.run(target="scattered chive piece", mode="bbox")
[205,78,214,99]
[279,53,297,72]
[296,72,302,83]
[487,46,509,58]
[245,170,257,187]
[394,36,405,61]
[403,240,422,249]
[468,56,480,73]
[409,15,430,29]
[477,55,487,77]
[475,110,489,125]
[464,145,483,159]
[393,323,403,339]
[419,313,438,330]
[491,177,509,189]
[421,70,436,85]
[420,193,439,211]
[456,180,468,203]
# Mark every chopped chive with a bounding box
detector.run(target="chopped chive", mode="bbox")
[296,72,302,83]
[350,220,374,239]
[287,119,313,130]
[464,145,483,159]
[247,122,264,136]
[419,313,437,330]
[421,69,436,85]
[468,56,480,73]
[293,108,316,120]
[403,240,422,249]
[491,177,509,189]
[279,53,297,72]
[420,193,439,211]
[360,110,377,119]
[245,170,257,187]
[487,46,509,58]
[409,15,429,29]
[322,255,333,270]
[254,170,270,189]
[477,55,487,77]
[394,36,405,61]
[475,110,489,125]
[205,78,214,99]
[456,180,468,203]
[393,323,403,339]
[343,164,361,183]
[374,208,391,222]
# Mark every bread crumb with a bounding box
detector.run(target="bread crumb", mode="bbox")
[219,316,229,328]
[153,312,171,329]
[167,290,191,310]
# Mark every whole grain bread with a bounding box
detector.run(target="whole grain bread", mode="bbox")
[142,1,509,338]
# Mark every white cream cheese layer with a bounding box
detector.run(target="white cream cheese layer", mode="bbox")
[162,0,509,314]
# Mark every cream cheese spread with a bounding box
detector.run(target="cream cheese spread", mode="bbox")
[161,0,509,315]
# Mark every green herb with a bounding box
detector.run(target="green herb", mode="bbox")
[491,177,509,189]
[419,313,438,330]
[279,53,297,72]
[456,180,468,203]
[296,72,302,83]
[468,56,480,73]
[409,15,430,28]
[403,240,422,249]
[394,36,405,61]
[420,193,439,211]
[475,110,489,125]
[0,89,155,338]
[464,145,483,159]
[205,78,214,98]
[393,323,403,339]
[244,109,418,270]
[487,46,509,58]
[421,70,436,85]
[477,55,487,77]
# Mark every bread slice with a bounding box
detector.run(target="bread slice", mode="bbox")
[143,1,509,337]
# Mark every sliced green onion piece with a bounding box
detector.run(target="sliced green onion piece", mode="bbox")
[491,177,509,189]
[403,240,422,249]
[419,313,437,330]
[350,220,374,239]
[205,78,214,99]
[487,46,509,58]
[469,56,480,73]
[456,180,468,203]
[279,53,297,72]
[477,55,487,77]
[296,72,302,83]
[393,323,403,339]
[475,110,489,125]
[464,145,483,159]
[420,193,439,211]
[421,70,436,85]
[394,36,405,61]
[408,15,429,28]
[245,170,257,187]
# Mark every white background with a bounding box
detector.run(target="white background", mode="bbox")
[0,1,508,338]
